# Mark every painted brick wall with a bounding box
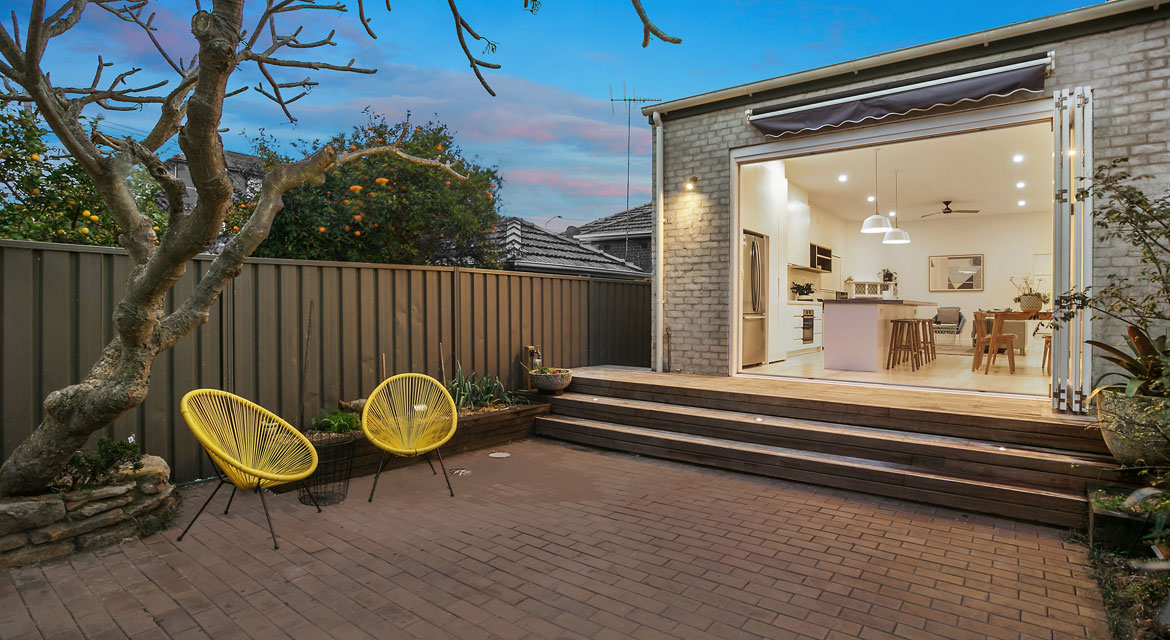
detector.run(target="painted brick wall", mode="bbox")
[654,16,1170,375]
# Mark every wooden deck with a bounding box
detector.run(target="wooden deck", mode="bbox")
[535,366,1118,528]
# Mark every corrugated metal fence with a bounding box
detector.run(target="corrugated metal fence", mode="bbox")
[0,240,649,483]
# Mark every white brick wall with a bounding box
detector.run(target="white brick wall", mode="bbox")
[653,16,1170,376]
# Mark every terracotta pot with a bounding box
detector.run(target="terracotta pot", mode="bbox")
[1096,390,1170,466]
[1018,294,1044,312]
[531,370,572,394]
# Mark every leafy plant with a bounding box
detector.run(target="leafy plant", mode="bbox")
[790,282,814,297]
[56,437,143,491]
[1087,327,1170,401]
[530,367,570,375]
[311,410,361,434]
[447,364,520,412]
[879,268,896,282]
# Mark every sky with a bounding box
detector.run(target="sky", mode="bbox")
[23,0,1094,231]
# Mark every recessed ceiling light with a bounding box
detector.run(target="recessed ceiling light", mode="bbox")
[1012,154,1024,163]
[1018,200,1027,207]
[1016,181,1026,189]
[867,195,875,202]
[888,210,897,217]
[837,174,848,183]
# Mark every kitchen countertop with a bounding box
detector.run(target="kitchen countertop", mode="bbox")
[822,299,937,306]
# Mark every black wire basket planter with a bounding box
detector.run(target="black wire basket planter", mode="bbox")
[298,431,357,506]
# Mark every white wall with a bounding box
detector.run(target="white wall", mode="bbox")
[839,210,1054,345]
[740,161,790,362]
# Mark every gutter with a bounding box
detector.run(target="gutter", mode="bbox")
[652,111,665,372]
[641,0,1161,118]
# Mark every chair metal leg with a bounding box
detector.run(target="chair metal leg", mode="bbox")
[435,449,454,498]
[223,485,238,515]
[425,452,437,475]
[300,480,322,513]
[256,481,278,550]
[177,479,225,542]
[368,454,388,502]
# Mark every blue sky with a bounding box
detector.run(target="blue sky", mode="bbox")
[24,0,1092,230]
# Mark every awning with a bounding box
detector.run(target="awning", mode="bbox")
[747,55,1050,137]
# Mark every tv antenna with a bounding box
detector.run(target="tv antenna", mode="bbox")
[610,83,659,261]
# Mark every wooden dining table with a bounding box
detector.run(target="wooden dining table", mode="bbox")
[986,310,1052,373]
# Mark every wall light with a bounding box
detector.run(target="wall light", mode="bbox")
[684,176,697,191]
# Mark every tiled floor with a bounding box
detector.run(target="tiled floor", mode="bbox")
[1,439,1107,639]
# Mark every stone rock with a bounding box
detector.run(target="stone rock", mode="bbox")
[137,480,164,495]
[0,532,28,552]
[62,482,134,504]
[0,495,66,536]
[114,455,170,485]
[124,484,175,518]
[74,520,139,552]
[75,494,135,518]
[65,500,87,512]
[29,508,124,545]
[0,541,73,569]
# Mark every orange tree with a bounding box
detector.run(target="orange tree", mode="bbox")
[0,107,166,245]
[235,112,501,266]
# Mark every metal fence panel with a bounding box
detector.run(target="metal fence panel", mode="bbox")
[0,239,649,483]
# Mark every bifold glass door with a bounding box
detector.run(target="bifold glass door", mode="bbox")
[1051,87,1093,413]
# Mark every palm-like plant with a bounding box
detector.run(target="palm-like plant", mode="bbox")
[1088,326,1170,400]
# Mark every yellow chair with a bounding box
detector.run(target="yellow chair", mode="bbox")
[362,373,458,501]
[177,389,320,549]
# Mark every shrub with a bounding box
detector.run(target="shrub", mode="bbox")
[447,364,520,412]
[56,437,143,491]
[311,410,361,434]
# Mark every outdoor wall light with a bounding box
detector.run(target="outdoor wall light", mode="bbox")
[684,176,697,191]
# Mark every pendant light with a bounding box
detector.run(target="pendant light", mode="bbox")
[860,149,892,234]
[882,169,911,245]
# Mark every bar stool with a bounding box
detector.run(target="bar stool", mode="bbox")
[887,319,922,371]
[1040,333,1053,374]
[911,319,935,364]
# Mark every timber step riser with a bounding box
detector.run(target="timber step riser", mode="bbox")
[567,379,1107,454]
[549,397,1126,492]
[535,418,1084,528]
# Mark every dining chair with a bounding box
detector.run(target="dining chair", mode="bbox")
[972,312,1017,374]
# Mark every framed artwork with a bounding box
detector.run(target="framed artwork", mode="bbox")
[928,254,984,292]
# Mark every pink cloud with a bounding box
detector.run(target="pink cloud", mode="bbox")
[506,169,651,199]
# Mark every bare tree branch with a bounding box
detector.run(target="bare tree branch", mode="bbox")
[630,0,681,47]
[93,1,184,74]
[446,0,501,96]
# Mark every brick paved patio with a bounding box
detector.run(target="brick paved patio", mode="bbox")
[0,439,1107,639]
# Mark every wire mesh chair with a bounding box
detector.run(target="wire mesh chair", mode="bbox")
[177,389,320,549]
[362,373,458,501]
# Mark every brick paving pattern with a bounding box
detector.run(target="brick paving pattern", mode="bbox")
[0,439,1107,639]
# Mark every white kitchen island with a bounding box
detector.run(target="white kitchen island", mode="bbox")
[822,300,938,372]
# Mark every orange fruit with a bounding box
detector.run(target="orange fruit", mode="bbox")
[318,226,326,233]
[344,226,350,231]
[349,145,356,151]
[232,225,240,232]
[30,188,40,195]
[79,227,89,235]
[445,181,451,186]
[436,144,442,151]
[82,209,91,217]
[30,154,40,162]
[343,199,350,205]
[354,231,361,237]
[353,215,362,222]
[349,185,362,192]
[88,215,99,223]
[152,226,160,231]
[375,177,388,185]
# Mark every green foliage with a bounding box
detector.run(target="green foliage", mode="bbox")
[234,109,501,266]
[311,410,361,434]
[790,282,814,297]
[1087,327,1170,400]
[1089,542,1170,640]
[57,437,143,491]
[447,364,520,412]
[0,106,166,245]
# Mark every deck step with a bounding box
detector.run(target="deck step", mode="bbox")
[535,415,1087,528]
[567,373,1107,454]
[549,393,1123,492]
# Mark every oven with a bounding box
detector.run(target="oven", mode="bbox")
[801,309,814,344]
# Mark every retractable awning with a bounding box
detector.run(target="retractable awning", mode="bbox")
[747,55,1050,137]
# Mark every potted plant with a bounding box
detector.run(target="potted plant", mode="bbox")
[299,410,361,505]
[1064,161,1170,467]
[528,366,572,394]
[790,282,815,300]
[879,268,896,282]
[1010,276,1050,312]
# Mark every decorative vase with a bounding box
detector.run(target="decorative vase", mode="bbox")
[1018,294,1044,312]
[1096,390,1170,466]
[531,370,572,394]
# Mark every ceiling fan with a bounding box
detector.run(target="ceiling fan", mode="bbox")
[920,200,980,219]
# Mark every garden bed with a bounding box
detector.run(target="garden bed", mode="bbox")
[273,403,549,493]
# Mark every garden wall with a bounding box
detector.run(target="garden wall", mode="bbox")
[0,240,649,484]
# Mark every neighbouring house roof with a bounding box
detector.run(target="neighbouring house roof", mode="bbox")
[573,203,652,241]
[642,0,1162,121]
[163,150,267,213]
[490,218,646,279]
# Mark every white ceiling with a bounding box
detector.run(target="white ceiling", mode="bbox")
[780,122,1053,222]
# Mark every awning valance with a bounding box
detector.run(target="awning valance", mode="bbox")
[747,55,1050,137]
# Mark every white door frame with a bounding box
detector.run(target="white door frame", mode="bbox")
[727,99,1056,380]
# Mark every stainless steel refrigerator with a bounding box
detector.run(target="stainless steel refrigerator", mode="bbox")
[742,230,767,367]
